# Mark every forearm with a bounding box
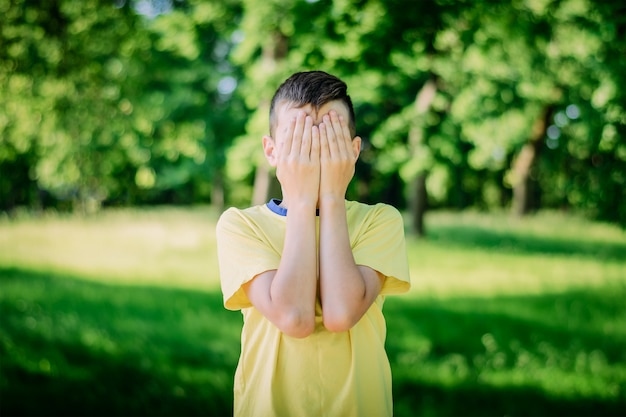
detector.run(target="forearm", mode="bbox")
[270,203,318,333]
[318,196,369,331]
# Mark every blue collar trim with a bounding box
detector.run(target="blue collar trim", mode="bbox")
[266,199,319,216]
[267,199,288,216]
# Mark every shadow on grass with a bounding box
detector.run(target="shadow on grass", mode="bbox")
[0,267,240,417]
[2,267,625,416]
[426,223,626,262]
[385,289,626,417]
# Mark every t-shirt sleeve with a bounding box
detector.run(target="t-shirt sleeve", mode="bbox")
[352,204,411,295]
[215,208,281,310]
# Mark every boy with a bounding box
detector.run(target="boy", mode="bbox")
[216,71,410,417]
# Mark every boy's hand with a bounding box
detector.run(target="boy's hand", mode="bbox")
[319,110,357,201]
[276,111,320,207]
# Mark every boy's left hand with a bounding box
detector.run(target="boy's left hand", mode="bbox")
[319,110,360,201]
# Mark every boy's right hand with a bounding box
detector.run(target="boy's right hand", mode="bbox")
[276,111,321,207]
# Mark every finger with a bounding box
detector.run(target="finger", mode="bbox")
[301,115,313,159]
[323,114,340,157]
[319,122,330,160]
[280,116,296,159]
[338,114,355,157]
[311,125,321,161]
[329,110,348,156]
[291,111,306,157]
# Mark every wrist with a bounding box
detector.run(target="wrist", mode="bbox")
[319,194,345,208]
[286,199,318,214]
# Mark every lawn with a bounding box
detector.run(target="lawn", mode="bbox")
[1,207,625,416]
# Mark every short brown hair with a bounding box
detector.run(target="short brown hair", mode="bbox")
[269,71,356,137]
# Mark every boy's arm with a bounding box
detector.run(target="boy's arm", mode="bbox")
[243,112,319,338]
[318,111,382,332]
[318,197,383,332]
[243,203,318,338]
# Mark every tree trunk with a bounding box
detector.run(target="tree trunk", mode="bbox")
[250,32,288,206]
[511,106,553,216]
[251,164,281,205]
[408,76,437,237]
[410,172,428,236]
[212,169,225,213]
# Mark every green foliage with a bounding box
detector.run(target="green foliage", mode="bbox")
[1,0,142,209]
[1,0,625,226]
[0,0,245,210]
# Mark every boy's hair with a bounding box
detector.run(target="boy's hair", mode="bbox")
[269,71,356,138]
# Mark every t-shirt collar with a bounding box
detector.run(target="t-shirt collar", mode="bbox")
[266,199,319,216]
[266,199,288,216]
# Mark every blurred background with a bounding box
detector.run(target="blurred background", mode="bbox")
[1,0,625,416]
[1,0,625,229]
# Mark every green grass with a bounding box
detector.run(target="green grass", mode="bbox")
[1,207,625,416]
[0,206,222,290]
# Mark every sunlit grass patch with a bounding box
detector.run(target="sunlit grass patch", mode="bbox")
[404,210,626,298]
[0,206,221,290]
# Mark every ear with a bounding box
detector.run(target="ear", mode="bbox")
[351,136,362,161]
[262,135,278,167]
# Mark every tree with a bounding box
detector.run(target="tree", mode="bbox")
[439,0,626,224]
[2,0,624,228]
[0,0,246,212]
[128,0,245,211]
[371,0,626,228]
[1,0,152,211]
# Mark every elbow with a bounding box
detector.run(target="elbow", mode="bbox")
[322,311,357,333]
[277,310,315,338]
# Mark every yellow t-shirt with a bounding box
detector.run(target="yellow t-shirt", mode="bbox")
[216,199,411,417]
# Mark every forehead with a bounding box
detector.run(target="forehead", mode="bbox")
[275,100,350,125]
